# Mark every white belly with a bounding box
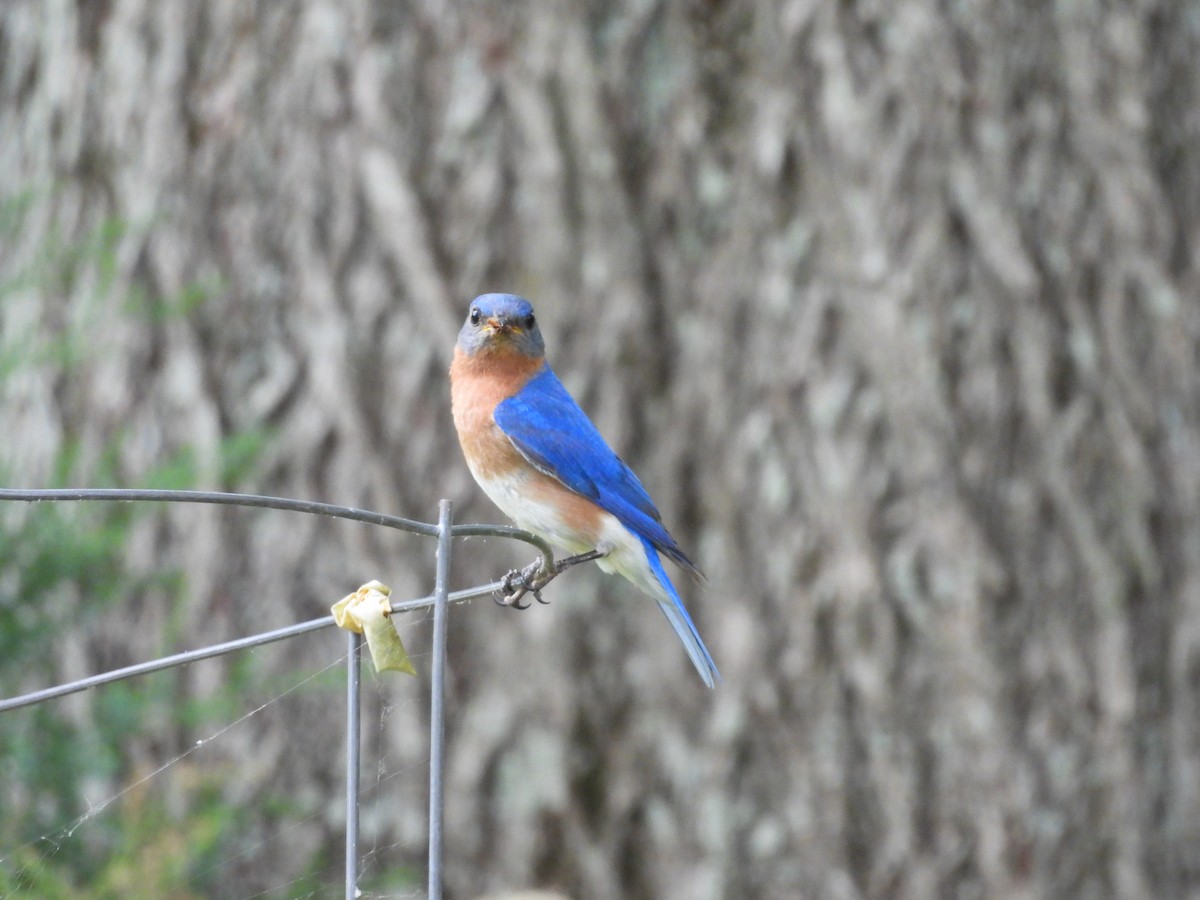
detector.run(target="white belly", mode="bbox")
[473,467,594,553]
[473,467,664,601]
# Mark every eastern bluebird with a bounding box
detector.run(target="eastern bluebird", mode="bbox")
[450,293,720,688]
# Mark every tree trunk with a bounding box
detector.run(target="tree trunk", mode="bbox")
[2,1,1198,897]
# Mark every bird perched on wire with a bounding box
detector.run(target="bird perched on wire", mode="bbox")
[449,293,720,688]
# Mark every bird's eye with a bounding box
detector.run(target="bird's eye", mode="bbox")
[469,308,481,326]
[524,314,536,330]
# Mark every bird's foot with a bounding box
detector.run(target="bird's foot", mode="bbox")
[493,549,608,610]
[495,558,551,610]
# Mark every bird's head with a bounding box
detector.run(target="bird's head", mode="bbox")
[457,293,545,358]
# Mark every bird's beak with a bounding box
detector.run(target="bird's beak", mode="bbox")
[485,316,522,335]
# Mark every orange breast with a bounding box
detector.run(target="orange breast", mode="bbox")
[450,346,608,546]
[450,346,544,479]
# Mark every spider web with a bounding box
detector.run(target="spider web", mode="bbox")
[0,606,438,900]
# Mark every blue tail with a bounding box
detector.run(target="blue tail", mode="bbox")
[643,541,721,689]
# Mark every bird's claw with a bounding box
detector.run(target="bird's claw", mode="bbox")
[492,549,606,610]
[503,590,533,610]
[495,559,552,610]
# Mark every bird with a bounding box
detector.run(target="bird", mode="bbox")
[449,293,720,688]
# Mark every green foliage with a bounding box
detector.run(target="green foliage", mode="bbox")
[0,453,270,897]
[0,758,247,899]
[358,864,424,897]
[0,189,225,381]
[0,194,287,897]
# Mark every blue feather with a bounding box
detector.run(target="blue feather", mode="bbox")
[494,363,718,687]
[643,540,721,688]
[495,366,699,573]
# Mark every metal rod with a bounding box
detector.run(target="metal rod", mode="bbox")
[0,615,334,713]
[0,580,510,714]
[0,488,609,892]
[0,488,440,536]
[428,499,453,900]
[0,488,556,560]
[346,629,362,899]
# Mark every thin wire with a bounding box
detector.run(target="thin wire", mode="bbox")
[0,488,605,895]
[0,616,330,712]
[427,500,452,900]
[0,486,560,714]
[0,655,349,878]
[346,630,362,900]
[0,581,507,713]
[0,488,556,561]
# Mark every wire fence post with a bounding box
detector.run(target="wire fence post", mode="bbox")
[428,499,453,900]
[0,489,592,893]
[345,629,362,899]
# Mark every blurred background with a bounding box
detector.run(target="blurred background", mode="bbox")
[2,1,1199,898]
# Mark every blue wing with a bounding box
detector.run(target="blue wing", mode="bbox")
[494,365,698,573]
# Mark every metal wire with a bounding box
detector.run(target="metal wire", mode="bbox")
[0,488,601,892]
[0,488,556,562]
[0,580,513,713]
[427,500,453,900]
[346,630,362,900]
[0,615,333,712]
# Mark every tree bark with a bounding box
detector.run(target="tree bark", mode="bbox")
[2,1,1198,897]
